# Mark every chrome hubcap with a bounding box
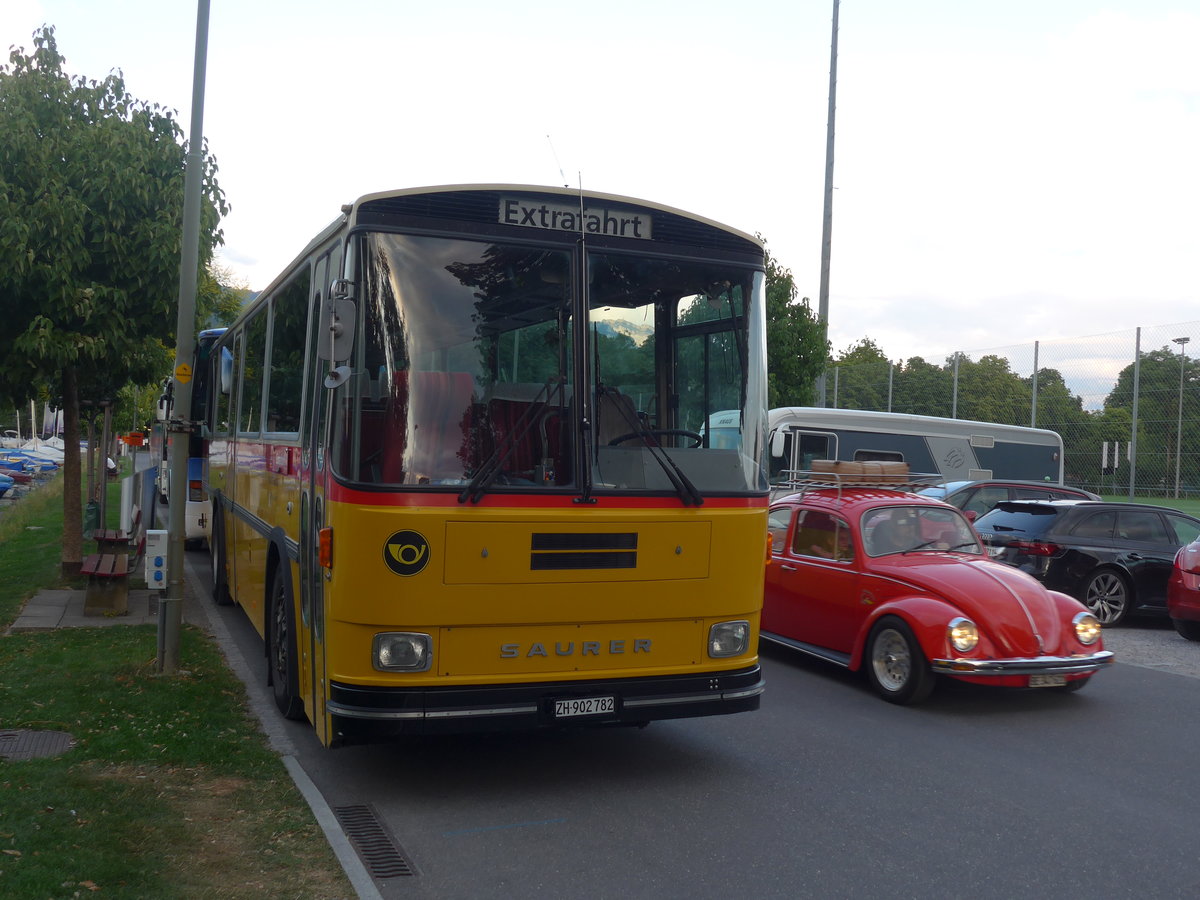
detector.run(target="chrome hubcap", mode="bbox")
[872,628,911,692]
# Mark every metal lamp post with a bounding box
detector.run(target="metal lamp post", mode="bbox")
[1173,336,1190,499]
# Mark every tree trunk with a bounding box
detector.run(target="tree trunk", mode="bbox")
[61,366,83,578]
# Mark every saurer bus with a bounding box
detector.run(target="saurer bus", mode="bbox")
[203,185,769,746]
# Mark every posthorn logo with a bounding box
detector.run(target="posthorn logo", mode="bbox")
[383,531,430,576]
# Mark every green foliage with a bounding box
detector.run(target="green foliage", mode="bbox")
[764,241,826,407]
[0,26,227,406]
[0,26,228,568]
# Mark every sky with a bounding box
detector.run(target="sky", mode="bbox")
[3,0,1198,369]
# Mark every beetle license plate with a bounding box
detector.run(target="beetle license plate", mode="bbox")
[1029,674,1067,687]
[554,696,616,718]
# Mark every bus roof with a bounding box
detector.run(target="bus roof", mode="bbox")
[768,407,1062,445]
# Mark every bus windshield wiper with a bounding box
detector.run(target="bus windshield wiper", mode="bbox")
[459,377,564,505]
[597,386,704,507]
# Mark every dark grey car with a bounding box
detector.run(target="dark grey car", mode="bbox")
[919,480,1100,521]
[974,500,1200,625]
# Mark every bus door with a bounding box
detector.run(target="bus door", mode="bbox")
[299,249,337,744]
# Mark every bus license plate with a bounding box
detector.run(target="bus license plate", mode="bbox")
[554,696,616,718]
[1029,674,1067,687]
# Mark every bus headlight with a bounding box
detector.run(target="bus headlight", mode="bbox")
[373,632,433,672]
[708,620,750,658]
[1073,612,1102,646]
[948,617,979,652]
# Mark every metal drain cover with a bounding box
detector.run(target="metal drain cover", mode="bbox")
[334,804,415,878]
[0,729,76,760]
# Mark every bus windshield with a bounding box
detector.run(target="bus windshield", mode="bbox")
[333,232,765,496]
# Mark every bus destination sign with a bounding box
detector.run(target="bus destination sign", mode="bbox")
[500,196,652,240]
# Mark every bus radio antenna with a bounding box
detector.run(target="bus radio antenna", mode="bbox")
[546,134,569,187]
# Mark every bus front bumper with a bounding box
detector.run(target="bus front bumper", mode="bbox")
[326,666,763,742]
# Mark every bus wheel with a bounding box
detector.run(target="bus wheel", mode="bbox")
[209,507,233,606]
[269,567,305,720]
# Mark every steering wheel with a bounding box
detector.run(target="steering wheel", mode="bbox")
[608,429,704,449]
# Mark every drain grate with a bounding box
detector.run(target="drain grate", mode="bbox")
[0,729,76,760]
[334,804,415,878]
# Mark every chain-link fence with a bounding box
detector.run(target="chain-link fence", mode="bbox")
[821,322,1200,500]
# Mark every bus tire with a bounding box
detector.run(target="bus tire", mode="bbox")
[269,565,305,720]
[209,504,233,606]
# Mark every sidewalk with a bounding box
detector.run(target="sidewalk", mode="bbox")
[6,580,204,634]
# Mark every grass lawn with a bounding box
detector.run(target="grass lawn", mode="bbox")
[0,471,353,898]
[1100,494,1200,518]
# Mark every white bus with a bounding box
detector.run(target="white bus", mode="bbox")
[702,408,1064,488]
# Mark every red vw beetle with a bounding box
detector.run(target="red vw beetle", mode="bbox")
[764,484,1114,704]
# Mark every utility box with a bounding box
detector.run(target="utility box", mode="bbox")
[144,529,168,589]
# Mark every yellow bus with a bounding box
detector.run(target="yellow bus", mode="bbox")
[205,185,769,747]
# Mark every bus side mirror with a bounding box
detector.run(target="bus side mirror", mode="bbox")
[317,295,356,361]
[219,347,234,395]
[770,430,786,458]
[155,379,172,422]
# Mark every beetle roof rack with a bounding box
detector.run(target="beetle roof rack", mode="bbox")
[771,468,945,501]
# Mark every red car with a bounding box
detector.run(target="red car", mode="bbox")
[1167,537,1200,640]
[764,486,1114,704]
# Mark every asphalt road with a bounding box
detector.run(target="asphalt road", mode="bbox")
[188,550,1200,899]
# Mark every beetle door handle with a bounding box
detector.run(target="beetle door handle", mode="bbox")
[781,564,797,571]
[1127,552,1143,560]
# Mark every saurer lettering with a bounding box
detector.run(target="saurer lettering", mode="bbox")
[500,639,652,658]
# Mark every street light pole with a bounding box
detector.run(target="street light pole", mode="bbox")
[160,0,210,674]
[1173,336,1190,500]
[815,0,839,407]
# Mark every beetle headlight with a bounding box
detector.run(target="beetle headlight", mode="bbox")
[1073,612,1102,646]
[373,632,433,671]
[709,620,750,658]
[948,617,980,652]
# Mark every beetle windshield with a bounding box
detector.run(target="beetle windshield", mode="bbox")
[863,505,982,557]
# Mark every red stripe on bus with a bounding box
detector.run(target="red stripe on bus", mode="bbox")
[326,483,765,509]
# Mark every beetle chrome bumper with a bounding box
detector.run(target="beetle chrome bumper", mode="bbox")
[930,650,1115,676]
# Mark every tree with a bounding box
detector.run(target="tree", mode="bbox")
[830,338,892,410]
[954,355,1031,424]
[1104,346,1200,493]
[0,27,227,573]
[891,356,953,417]
[763,241,826,408]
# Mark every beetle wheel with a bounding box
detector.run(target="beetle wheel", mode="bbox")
[865,617,935,705]
[269,567,305,720]
[1082,569,1131,626]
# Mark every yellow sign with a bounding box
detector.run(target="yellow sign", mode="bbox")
[174,363,193,384]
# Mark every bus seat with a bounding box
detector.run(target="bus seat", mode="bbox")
[595,388,639,446]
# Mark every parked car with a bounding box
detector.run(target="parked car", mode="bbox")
[918,480,1100,520]
[974,500,1200,625]
[1167,537,1200,641]
[763,487,1112,704]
